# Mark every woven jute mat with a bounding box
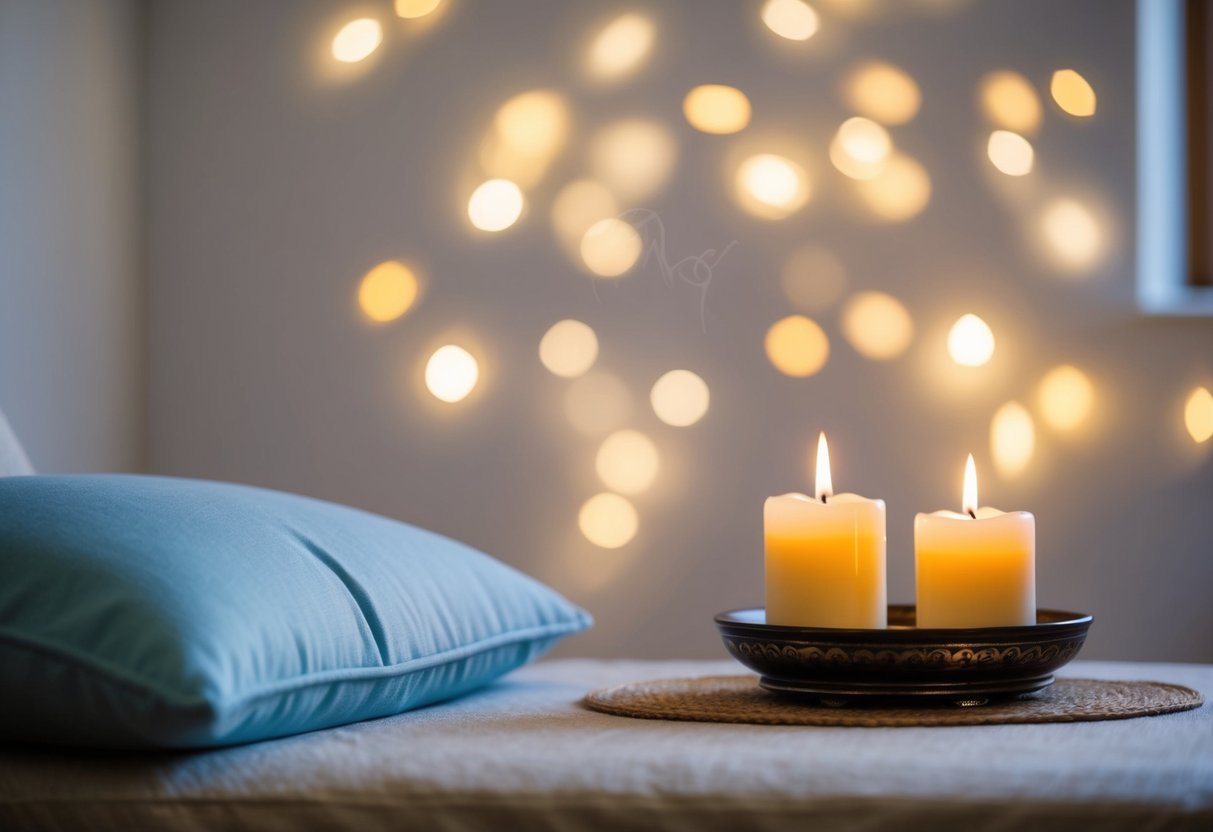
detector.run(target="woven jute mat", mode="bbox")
[583,676,1204,727]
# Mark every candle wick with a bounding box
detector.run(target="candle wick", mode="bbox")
[820,494,828,504]
[968,509,977,519]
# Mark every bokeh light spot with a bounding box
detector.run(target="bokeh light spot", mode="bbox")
[358,261,418,323]
[494,91,568,165]
[425,345,479,403]
[331,18,382,63]
[596,430,660,495]
[947,313,995,367]
[579,493,639,549]
[765,315,830,377]
[650,369,710,427]
[980,71,1042,134]
[781,245,847,311]
[551,180,618,248]
[590,120,677,202]
[1037,365,1095,431]
[394,0,442,19]
[580,218,643,277]
[843,61,921,125]
[467,179,524,232]
[761,0,820,41]
[829,116,892,180]
[735,154,810,219]
[854,151,930,222]
[1185,387,1213,443]
[683,85,752,135]
[539,320,599,379]
[565,371,632,436]
[586,13,655,82]
[987,130,1034,176]
[990,401,1036,477]
[1041,198,1102,271]
[480,91,569,189]
[840,291,914,360]
[1051,69,1097,117]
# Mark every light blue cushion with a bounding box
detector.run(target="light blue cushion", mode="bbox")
[0,475,590,748]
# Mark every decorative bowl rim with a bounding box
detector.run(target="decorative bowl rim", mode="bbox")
[715,605,1093,639]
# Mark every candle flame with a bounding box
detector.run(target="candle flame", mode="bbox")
[816,432,833,502]
[963,453,978,517]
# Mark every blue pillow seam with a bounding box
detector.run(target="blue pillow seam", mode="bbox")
[0,614,590,712]
[219,617,591,708]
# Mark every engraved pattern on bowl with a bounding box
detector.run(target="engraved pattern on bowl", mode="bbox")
[716,605,1092,702]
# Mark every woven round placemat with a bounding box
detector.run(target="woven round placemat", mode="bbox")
[583,676,1204,727]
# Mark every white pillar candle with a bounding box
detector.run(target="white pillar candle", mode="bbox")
[914,455,1036,628]
[765,434,887,629]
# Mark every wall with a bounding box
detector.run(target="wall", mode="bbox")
[145,0,1213,661]
[0,0,142,473]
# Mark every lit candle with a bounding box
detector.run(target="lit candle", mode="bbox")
[914,455,1036,628]
[764,434,887,629]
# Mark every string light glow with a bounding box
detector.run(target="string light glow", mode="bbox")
[590,120,677,201]
[579,493,639,548]
[395,0,443,19]
[596,430,660,495]
[1051,69,1097,117]
[947,313,995,367]
[1037,365,1095,431]
[854,151,930,222]
[735,154,809,219]
[1185,386,1213,444]
[1041,198,1102,270]
[494,91,568,165]
[682,85,752,135]
[840,291,914,360]
[539,320,599,378]
[424,345,479,403]
[830,117,892,180]
[761,0,820,41]
[987,130,1034,177]
[580,218,642,277]
[586,13,656,81]
[843,61,921,125]
[467,179,524,232]
[765,315,830,377]
[551,180,618,249]
[650,370,710,427]
[990,401,1036,477]
[479,91,569,189]
[331,18,383,63]
[980,71,1042,134]
[358,261,419,323]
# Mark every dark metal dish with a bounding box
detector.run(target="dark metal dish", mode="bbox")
[715,605,1093,707]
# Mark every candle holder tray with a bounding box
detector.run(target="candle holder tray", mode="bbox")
[715,605,1092,707]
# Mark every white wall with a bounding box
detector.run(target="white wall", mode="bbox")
[144,0,1213,661]
[0,0,142,473]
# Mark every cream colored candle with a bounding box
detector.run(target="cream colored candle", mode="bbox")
[915,455,1035,628]
[765,434,887,629]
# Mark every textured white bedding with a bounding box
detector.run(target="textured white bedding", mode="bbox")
[0,659,1210,831]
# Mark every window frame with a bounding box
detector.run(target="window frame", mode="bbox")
[1137,0,1213,314]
